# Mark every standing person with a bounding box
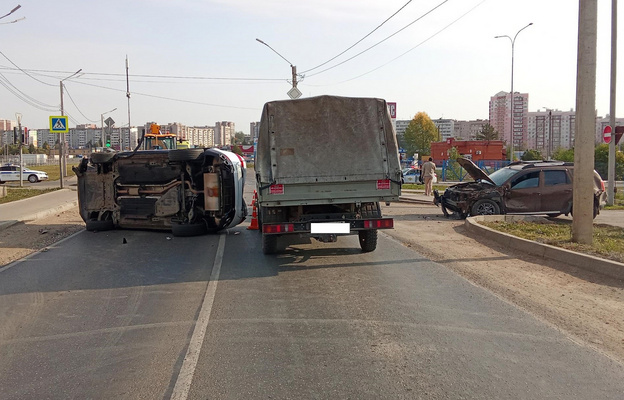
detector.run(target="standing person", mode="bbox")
[422,157,436,196]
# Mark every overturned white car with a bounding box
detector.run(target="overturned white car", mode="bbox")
[73,148,247,236]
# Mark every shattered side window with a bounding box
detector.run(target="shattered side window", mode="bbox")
[489,167,521,186]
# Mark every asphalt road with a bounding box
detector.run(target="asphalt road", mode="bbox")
[1,220,623,399]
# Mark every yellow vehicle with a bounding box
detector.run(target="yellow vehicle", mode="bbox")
[143,124,177,150]
[177,139,191,149]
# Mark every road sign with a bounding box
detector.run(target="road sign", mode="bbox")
[49,116,69,133]
[604,125,612,143]
[287,86,302,99]
[105,117,115,127]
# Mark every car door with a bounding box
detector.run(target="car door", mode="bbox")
[504,170,541,213]
[539,169,572,213]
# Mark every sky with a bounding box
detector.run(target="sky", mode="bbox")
[0,0,622,135]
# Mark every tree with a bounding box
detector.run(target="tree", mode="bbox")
[475,123,499,141]
[231,145,243,156]
[234,131,245,145]
[28,144,36,154]
[552,148,574,162]
[594,143,624,179]
[403,112,440,158]
[521,149,542,161]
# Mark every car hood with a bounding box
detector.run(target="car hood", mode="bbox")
[457,157,495,185]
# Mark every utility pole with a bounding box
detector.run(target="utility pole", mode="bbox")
[572,0,597,244]
[607,0,618,205]
[16,112,22,187]
[59,69,81,189]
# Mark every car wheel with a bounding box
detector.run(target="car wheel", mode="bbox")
[168,149,204,162]
[262,233,278,254]
[470,199,501,216]
[91,152,115,164]
[28,174,38,183]
[358,230,378,252]
[547,213,561,218]
[171,221,208,237]
[85,219,114,232]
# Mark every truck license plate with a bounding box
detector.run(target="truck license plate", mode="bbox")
[311,222,350,234]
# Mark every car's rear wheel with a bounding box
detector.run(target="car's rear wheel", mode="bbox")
[171,221,208,237]
[547,213,561,218]
[28,174,38,183]
[358,230,378,252]
[471,199,500,216]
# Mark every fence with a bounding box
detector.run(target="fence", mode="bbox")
[440,159,511,182]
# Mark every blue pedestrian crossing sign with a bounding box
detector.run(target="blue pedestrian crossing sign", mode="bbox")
[50,116,69,133]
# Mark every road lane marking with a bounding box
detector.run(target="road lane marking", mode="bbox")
[171,234,225,400]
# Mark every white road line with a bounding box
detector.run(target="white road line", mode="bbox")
[171,234,226,400]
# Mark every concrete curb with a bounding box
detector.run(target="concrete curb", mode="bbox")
[465,215,624,281]
[398,196,435,205]
[0,199,78,231]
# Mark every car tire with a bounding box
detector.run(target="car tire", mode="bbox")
[168,149,204,162]
[91,152,115,164]
[171,222,208,237]
[262,233,278,254]
[470,199,500,216]
[358,230,378,252]
[28,174,38,183]
[85,219,114,232]
[547,213,561,218]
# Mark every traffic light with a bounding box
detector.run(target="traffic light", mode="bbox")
[13,127,18,144]
[106,138,111,148]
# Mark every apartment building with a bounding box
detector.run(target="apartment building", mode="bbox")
[489,91,529,150]
[453,119,489,140]
[432,118,454,141]
[215,121,235,147]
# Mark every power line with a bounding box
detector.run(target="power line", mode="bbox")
[63,84,98,123]
[306,0,449,78]
[302,0,414,74]
[0,50,56,87]
[329,0,487,85]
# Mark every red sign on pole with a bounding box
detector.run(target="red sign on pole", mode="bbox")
[604,125,612,143]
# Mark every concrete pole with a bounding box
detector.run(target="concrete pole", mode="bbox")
[607,0,618,205]
[572,0,598,244]
[59,81,65,189]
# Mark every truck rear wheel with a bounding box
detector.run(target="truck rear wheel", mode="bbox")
[262,233,277,254]
[358,230,377,252]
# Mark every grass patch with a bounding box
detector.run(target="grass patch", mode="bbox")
[30,164,79,181]
[481,219,624,264]
[0,187,60,204]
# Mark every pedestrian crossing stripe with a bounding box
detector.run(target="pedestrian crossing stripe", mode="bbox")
[49,116,69,133]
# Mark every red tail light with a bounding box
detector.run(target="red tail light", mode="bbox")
[363,219,393,229]
[263,224,294,234]
[601,180,605,192]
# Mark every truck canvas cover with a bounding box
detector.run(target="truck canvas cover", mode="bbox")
[256,95,401,185]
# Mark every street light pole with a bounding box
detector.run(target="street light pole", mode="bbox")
[59,68,82,189]
[256,38,299,88]
[496,22,533,162]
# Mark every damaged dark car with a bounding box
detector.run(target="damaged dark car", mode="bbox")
[73,148,247,236]
[434,158,605,219]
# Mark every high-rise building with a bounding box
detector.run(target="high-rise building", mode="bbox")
[432,118,454,141]
[453,119,489,140]
[215,121,235,147]
[527,110,576,156]
[250,122,260,139]
[489,91,529,150]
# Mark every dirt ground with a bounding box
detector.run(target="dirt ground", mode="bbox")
[1,202,623,364]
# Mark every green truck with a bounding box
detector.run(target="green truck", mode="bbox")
[255,95,402,254]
